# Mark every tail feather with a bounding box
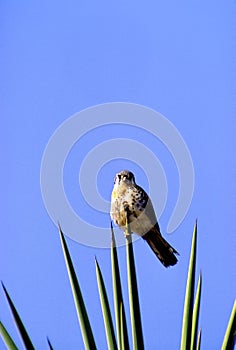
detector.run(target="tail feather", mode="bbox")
[143,227,179,267]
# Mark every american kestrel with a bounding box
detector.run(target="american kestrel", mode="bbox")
[110,170,179,267]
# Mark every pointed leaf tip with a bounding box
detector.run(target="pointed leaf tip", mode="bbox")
[180,222,198,350]
[1,284,35,350]
[59,228,97,350]
[110,221,116,248]
[1,281,6,292]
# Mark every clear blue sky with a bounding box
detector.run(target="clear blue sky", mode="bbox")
[1,1,235,349]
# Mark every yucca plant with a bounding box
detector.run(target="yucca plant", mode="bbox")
[180,222,202,350]
[0,221,235,349]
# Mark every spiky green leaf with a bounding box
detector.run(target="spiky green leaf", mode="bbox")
[1,282,35,350]
[0,321,18,350]
[59,226,97,350]
[196,328,202,350]
[47,337,54,350]
[221,300,236,350]
[119,302,126,350]
[180,221,197,350]
[111,223,130,350]
[191,272,202,350]
[125,219,144,350]
[95,258,118,350]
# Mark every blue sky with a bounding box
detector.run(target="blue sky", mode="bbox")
[1,1,235,349]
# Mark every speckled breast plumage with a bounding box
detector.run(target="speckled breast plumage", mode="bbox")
[111,183,157,236]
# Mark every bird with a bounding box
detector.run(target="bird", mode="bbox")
[110,170,179,267]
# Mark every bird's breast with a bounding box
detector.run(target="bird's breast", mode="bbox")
[110,186,155,236]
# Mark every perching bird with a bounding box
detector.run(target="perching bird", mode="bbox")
[110,170,179,267]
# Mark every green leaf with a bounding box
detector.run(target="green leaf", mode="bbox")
[0,321,18,350]
[119,302,126,350]
[190,272,202,350]
[221,300,236,350]
[59,226,97,350]
[95,258,118,350]
[180,221,197,350]
[111,223,130,350]
[196,328,202,350]
[125,219,144,350]
[47,337,54,350]
[1,282,35,350]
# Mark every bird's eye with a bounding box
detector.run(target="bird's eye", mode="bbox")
[126,173,132,181]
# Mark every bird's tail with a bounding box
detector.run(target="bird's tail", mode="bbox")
[143,227,179,267]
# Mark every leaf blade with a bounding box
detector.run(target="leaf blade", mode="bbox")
[0,321,18,350]
[59,226,97,350]
[119,302,126,350]
[190,272,202,350]
[221,300,236,350]
[125,220,144,350]
[1,282,35,350]
[95,258,118,350]
[111,223,130,350]
[196,328,202,350]
[180,221,197,350]
[47,337,54,350]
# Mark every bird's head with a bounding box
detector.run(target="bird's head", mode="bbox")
[114,170,136,187]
